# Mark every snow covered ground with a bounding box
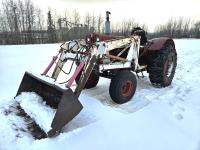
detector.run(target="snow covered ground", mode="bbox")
[0,39,200,150]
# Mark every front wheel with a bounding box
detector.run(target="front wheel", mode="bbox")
[109,70,137,104]
[75,69,99,89]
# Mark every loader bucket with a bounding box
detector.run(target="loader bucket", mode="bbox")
[16,71,83,137]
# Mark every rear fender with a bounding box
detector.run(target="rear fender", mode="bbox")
[146,37,175,51]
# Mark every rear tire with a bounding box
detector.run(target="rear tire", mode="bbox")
[109,70,137,104]
[148,41,177,87]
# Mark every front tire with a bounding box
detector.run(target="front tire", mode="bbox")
[109,70,137,104]
[75,69,99,89]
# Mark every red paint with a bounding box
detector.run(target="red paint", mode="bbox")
[85,33,124,44]
[121,80,134,97]
[66,61,85,88]
[41,50,61,75]
[147,37,174,51]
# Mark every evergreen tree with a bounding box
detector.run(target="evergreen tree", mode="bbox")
[47,10,57,43]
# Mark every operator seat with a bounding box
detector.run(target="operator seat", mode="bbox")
[131,27,147,46]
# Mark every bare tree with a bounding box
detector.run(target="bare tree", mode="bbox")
[24,0,36,43]
[35,7,44,30]
[97,14,103,33]
[112,18,140,35]
[91,12,96,32]
[0,8,8,32]
[2,0,18,32]
[153,17,198,38]
[84,12,92,30]
[17,0,26,32]
[182,18,191,38]
[72,9,80,25]
[176,17,184,38]
[1,0,21,43]
[191,21,200,38]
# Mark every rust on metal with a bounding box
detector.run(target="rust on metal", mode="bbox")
[85,33,124,44]
[146,37,174,51]
[106,54,128,62]
[17,71,83,138]
[48,89,83,137]
[74,55,97,97]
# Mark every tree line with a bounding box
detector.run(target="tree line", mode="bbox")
[0,0,199,45]
[0,0,45,44]
[0,0,148,44]
[153,18,200,38]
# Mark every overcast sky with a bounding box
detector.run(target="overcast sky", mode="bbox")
[1,0,200,31]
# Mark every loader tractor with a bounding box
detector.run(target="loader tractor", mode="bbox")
[10,13,177,139]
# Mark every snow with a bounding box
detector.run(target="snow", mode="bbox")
[28,71,68,89]
[0,44,59,99]
[15,92,56,133]
[1,39,200,150]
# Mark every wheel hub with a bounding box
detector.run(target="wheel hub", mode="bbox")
[121,80,133,97]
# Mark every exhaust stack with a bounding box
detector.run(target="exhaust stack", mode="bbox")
[105,11,111,34]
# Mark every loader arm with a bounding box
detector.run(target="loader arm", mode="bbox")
[47,44,99,137]
[15,41,99,139]
[74,54,97,97]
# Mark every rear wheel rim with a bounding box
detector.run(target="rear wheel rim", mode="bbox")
[121,80,134,97]
[164,52,175,82]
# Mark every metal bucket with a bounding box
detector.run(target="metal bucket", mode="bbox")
[16,71,83,137]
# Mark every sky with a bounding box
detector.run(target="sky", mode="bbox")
[1,0,200,31]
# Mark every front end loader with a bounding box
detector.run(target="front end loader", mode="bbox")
[13,33,143,138]
[15,40,100,138]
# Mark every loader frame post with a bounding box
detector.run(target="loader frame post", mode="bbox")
[41,49,62,75]
[66,61,86,88]
[74,55,97,97]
